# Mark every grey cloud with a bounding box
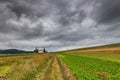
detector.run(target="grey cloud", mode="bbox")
[45,27,94,44]
[58,10,86,27]
[106,25,120,32]
[0,0,50,18]
[0,0,120,51]
[0,2,17,33]
[18,26,43,40]
[92,0,120,23]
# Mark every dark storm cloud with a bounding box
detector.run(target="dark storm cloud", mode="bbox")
[0,0,51,18]
[14,26,44,40]
[0,2,17,32]
[57,10,86,26]
[0,0,120,51]
[92,0,120,23]
[45,28,93,43]
[7,4,32,17]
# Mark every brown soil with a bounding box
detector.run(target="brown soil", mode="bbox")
[80,47,120,52]
[0,76,6,80]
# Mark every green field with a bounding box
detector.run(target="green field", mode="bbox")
[73,52,120,62]
[57,43,120,80]
[58,52,120,80]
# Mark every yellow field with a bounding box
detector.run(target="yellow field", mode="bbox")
[0,54,52,80]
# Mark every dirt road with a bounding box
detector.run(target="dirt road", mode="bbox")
[35,54,76,80]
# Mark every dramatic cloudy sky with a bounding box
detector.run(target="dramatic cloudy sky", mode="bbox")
[0,0,120,51]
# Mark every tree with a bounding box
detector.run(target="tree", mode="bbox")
[34,47,38,53]
[43,48,46,53]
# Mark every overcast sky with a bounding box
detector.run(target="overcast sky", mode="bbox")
[0,0,120,51]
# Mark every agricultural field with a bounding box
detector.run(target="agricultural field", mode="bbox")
[0,54,53,80]
[0,44,120,80]
[0,53,76,80]
[58,52,120,80]
[57,43,120,80]
[72,52,120,62]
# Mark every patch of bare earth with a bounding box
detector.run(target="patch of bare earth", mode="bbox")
[0,76,6,80]
[96,71,112,80]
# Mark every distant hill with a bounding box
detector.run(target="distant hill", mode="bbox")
[0,49,27,54]
[66,43,120,52]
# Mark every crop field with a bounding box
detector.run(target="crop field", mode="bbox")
[72,52,120,62]
[0,43,120,80]
[0,54,53,80]
[0,53,76,80]
[58,52,120,80]
[0,52,120,80]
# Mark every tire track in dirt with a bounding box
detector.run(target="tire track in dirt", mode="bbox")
[43,55,63,80]
[57,55,77,80]
[35,57,53,80]
[36,54,77,80]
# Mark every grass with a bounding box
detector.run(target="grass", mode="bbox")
[62,51,120,62]
[0,53,53,80]
[58,52,120,80]
[0,66,11,76]
[73,52,120,62]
